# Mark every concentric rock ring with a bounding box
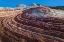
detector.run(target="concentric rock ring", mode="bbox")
[2,7,64,42]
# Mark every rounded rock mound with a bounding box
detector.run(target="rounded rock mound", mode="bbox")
[2,6,64,42]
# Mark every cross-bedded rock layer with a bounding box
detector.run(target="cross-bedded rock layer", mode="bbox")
[2,6,64,42]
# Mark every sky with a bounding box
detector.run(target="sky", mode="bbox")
[0,0,64,7]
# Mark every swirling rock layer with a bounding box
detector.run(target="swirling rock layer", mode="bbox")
[1,7,64,42]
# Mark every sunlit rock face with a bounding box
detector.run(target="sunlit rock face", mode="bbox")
[22,7,52,18]
[28,7,51,18]
[51,9,64,18]
[22,6,64,19]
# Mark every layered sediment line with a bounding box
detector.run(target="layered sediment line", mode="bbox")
[1,6,64,42]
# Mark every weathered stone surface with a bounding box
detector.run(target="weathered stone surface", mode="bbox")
[0,6,64,42]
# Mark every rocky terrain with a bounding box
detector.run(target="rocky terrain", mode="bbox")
[0,4,64,42]
[0,9,22,42]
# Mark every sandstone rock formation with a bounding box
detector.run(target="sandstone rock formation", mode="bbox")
[0,6,64,42]
[0,10,22,42]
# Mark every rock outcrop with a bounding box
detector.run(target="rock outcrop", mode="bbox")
[0,6,64,42]
[0,10,22,42]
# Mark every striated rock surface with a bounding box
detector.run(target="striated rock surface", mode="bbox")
[0,10,22,42]
[0,6,64,42]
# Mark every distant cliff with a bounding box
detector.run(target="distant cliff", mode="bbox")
[49,6,64,10]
